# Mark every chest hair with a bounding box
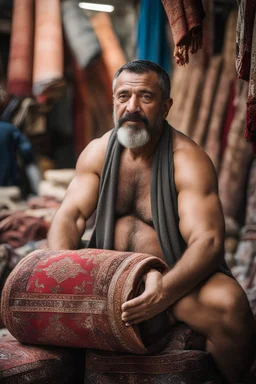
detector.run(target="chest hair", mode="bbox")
[115,156,152,224]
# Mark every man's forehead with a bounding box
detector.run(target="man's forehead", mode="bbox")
[115,70,159,90]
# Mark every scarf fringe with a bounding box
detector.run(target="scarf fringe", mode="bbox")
[174,30,203,66]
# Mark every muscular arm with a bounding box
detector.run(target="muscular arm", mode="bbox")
[161,143,225,306]
[122,139,226,324]
[47,136,108,250]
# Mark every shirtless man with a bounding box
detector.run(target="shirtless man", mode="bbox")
[48,60,255,383]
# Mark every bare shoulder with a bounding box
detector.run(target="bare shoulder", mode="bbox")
[76,130,113,176]
[172,129,218,194]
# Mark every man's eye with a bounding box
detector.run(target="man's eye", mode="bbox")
[118,94,129,101]
[142,94,151,101]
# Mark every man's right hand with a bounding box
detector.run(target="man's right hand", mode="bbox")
[121,269,170,325]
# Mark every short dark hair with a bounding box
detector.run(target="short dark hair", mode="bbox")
[113,60,171,99]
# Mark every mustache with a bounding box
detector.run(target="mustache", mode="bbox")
[118,112,149,127]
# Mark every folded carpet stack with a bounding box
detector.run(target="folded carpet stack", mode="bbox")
[0,211,49,249]
[0,329,85,383]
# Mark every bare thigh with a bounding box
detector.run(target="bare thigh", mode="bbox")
[171,272,252,337]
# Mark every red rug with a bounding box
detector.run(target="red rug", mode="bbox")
[1,248,168,353]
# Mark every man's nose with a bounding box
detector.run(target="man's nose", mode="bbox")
[126,94,140,113]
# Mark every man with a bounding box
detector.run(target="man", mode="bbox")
[48,60,255,383]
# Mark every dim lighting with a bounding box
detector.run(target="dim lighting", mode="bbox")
[78,2,114,12]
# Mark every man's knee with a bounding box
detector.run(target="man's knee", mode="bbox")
[172,274,254,338]
[211,279,253,336]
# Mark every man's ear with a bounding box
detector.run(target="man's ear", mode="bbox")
[163,98,173,119]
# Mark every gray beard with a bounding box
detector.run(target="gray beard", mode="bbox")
[116,125,150,149]
[113,111,164,149]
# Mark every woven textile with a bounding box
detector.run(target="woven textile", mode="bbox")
[245,159,256,225]
[233,230,256,287]
[85,327,220,384]
[72,58,91,156]
[204,69,233,171]
[0,332,84,384]
[236,0,256,153]
[220,80,236,153]
[204,9,237,172]
[0,211,49,249]
[161,0,205,65]
[236,0,255,81]
[7,0,34,97]
[1,248,169,354]
[178,62,204,136]
[167,63,191,128]
[32,0,65,104]
[72,53,113,156]
[83,58,114,140]
[232,159,256,299]
[246,14,256,153]
[218,81,253,221]
[192,56,222,146]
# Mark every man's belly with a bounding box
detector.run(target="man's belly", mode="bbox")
[114,215,164,259]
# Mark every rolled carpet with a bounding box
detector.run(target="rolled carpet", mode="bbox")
[7,0,34,97]
[32,0,65,104]
[1,248,169,354]
[90,13,126,81]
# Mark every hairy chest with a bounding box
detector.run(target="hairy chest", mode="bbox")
[115,157,152,224]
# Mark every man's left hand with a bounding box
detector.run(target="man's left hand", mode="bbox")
[121,269,168,325]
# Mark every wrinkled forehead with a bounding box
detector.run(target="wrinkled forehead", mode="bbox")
[113,70,161,93]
